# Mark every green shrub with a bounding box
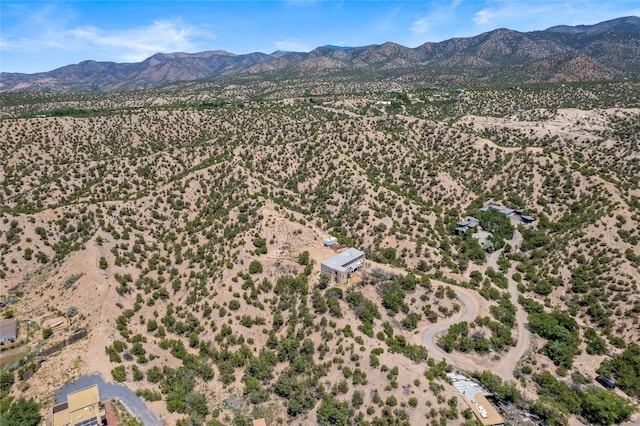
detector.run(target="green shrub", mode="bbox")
[248,260,263,274]
[111,365,126,382]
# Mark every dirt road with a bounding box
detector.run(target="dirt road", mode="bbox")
[420,229,531,381]
[490,229,531,380]
[420,284,493,372]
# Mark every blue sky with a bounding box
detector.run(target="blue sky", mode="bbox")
[1,1,639,73]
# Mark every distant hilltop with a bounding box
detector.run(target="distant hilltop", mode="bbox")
[1,16,639,92]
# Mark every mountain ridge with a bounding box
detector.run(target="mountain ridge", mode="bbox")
[1,16,639,92]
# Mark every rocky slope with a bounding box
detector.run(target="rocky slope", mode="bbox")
[1,17,639,92]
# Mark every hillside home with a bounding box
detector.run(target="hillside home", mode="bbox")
[479,203,515,217]
[321,248,365,284]
[464,393,505,426]
[455,217,480,234]
[52,385,108,426]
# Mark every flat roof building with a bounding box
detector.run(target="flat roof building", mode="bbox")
[448,372,504,426]
[520,215,535,223]
[455,216,480,234]
[0,318,18,343]
[321,248,365,284]
[464,393,504,426]
[52,385,107,426]
[479,203,515,217]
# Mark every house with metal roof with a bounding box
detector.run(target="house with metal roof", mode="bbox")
[455,216,480,234]
[321,248,365,284]
[520,215,535,223]
[479,203,516,217]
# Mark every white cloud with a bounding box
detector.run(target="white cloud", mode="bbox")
[68,19,215,62]
[411,17,429,35]
[469,2,638,29]
[473,5,533,26]
[273,39,311,52]
[1,18,215,63]
[472,8,496,25]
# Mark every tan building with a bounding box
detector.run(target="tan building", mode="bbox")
[52,385,107,426]
[321,248,365,284]
[464,393,504,426]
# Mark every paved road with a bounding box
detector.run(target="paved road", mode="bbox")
[56,374,163,426]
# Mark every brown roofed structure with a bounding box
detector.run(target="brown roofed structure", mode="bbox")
[464,393,504,426]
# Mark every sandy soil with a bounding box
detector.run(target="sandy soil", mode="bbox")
[415,228,531,382]
[1,105,638,425]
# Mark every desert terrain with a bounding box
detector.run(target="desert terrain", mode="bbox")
[1,80,639,426]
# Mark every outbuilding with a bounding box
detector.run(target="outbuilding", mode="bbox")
[520,215,535,223]
[324,237,338,246]
[455,217,480,234]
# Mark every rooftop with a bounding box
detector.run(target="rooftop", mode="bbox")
[0,318,18,338]
[68,385,100,411]
[465,393,504,426]
[53,385,103,426]
[457,216,479,227]
[447,373,504,425]
[322,248,365,271]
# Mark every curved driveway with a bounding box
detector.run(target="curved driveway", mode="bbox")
[421,286,480,366]
[491,230,531,379]
[420,229,531,380]
[56,373,163,426]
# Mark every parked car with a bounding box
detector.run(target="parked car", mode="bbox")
[596,375,615,389]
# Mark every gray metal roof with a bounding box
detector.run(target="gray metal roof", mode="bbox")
[321,248,365,271]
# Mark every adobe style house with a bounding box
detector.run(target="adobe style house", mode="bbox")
[52,385,108,426]
[321,248,365,284]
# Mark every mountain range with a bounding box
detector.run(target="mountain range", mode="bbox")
[1,16,639,92]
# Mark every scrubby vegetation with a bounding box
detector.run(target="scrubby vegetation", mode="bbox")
[1,80,639,425]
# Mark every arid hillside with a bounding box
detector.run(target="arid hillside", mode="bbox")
[1,80,639,426]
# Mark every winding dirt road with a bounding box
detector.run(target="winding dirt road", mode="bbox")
[420,229,531,381]
[491,230,531,379]
[420,284,493,372]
